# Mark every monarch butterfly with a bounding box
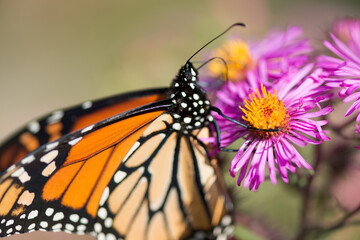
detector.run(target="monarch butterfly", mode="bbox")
[0,24,246,240]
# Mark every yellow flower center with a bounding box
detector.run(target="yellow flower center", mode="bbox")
[240,84,289,138]
[208,40,253,82]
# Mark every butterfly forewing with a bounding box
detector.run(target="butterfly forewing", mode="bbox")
[0,109,165,237]
[0,89,167,173]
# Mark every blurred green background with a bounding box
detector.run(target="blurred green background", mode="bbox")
[0,1,360,239]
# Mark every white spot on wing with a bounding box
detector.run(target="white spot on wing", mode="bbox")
[6,220,14,226]
[53,212,64,221]
[22,155,35,164]
[40,150,58,164]
[94,222,102,233]
[68,137,82,146]
[69,214,79,223]
[40,221,48,228]
[106,233,116,240]
[11,167,24,178]
[104,218,113,228]
[45,208,54,216]
[97,207,107,219]
[122,141,140,163]
[82,101,93,109]
[45,142,59,152]
[113,171,127,184]
[19,171,31,183]
[28,121,40,134]
[99,187,109,206]
[28,210,38,219]
[81,124,94,134]
[47,110,64,124]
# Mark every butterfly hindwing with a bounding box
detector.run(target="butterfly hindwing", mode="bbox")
[95,113,231,240]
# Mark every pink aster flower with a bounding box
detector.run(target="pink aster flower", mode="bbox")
[317,18,360,123]
[215,64,332,191]
[202,26,312,86]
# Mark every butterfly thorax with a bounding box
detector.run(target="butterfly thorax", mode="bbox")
[168,62,213,131]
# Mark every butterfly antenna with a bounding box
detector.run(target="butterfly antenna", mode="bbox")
[186,22,246,63]
[197,56,229,82]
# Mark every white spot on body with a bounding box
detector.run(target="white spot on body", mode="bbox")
[6,228,13,234]
[82,101,93,109]
[195,122,201,127]
[193,102,198,107]
[19,214,26,219]
[207,115,214,121]
[15,225,21,231]
[191,68,196,76]
[221,215,232,226]
[181,103,187,108]
[28,210,38,219]
[190,83,195,89]
[172,123,181,130]
[174,83,179,87]
[69,137,82,146]
[184,117,192,124]
[28,121,40,134]
[181,92,186,97]
[53,212,64,221]
[81,124,94,134]
[173,114,180,119]
[193,94,199,100]
[0,219,4,224]
[200,108,205,114]
[40,150,58,164]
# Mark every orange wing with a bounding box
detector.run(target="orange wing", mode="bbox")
[0,101,165,237]
[0,88,167,172]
